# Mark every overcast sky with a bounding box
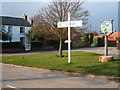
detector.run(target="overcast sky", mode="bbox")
[1,0,119,33]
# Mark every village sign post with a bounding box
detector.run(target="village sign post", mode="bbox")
[57,12,82,63]
[100,20,113,56]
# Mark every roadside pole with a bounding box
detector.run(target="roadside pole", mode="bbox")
[104,34,108,56]
[68,12,71,63]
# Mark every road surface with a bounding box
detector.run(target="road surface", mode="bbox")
[1,47,119,57]
[75,47,119,57]
[2,64,118,88]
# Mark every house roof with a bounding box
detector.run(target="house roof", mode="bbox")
[94,32,120,41]
[94,36,103,38]
[0,16,31,27]
[108,32,120,41]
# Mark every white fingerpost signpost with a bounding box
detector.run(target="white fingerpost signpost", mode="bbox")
[57,12,82,63]
[99,20,114,62]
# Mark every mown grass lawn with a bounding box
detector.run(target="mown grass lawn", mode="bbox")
[2,51,120,76]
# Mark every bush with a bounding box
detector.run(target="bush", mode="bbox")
[31,42,43,47]
[116,37,120,41]
[2,42,24,49]
[47,40,59,46]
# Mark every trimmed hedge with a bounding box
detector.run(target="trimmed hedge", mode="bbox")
[2,42,24,49]
[116,37,120,41]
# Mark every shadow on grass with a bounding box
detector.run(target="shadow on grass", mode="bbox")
[112,59,120,61]
[76,62,119,77]
[64,62,74,65]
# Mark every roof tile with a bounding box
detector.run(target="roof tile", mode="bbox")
[0,16,31,27]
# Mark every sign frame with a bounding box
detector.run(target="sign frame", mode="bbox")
[57,20,82,28]
[100,20,113,35]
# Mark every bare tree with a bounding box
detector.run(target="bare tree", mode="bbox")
[32,1,89,57]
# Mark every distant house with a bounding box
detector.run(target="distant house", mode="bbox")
[108,32,120,41]
[93,31,120,47]
[93,36,104,47]
[72,33,87,48]
[0,14,33,52]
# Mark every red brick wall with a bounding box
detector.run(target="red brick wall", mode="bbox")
[108,41,116,46]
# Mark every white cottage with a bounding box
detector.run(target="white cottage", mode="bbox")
[0,14,33,51]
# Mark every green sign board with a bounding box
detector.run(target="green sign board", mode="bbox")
[100,20,113,35]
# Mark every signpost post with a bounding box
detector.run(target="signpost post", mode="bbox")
[68,12,71,63]
[57,12,82,63]
[100,20,113,56]
[104,34,108,56]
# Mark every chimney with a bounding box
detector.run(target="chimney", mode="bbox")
[22,14,27,20]
[29,20,33,25]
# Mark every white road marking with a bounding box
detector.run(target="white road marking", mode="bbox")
[6,85,17,89]
[6,85,23,90]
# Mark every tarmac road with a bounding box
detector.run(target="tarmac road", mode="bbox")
[1,47,119,57]
[2,64,118,88]
[75,47,119,57]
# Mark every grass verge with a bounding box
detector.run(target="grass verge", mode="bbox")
[1,51,120,76]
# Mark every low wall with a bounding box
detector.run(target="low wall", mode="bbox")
[2,48,25,53]
[2,42,25,53]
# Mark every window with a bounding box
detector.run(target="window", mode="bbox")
[20,27,24,33]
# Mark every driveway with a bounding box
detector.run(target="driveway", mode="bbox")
[2,64,118,88]
[1,47,119,57]
[75,47,119,57]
